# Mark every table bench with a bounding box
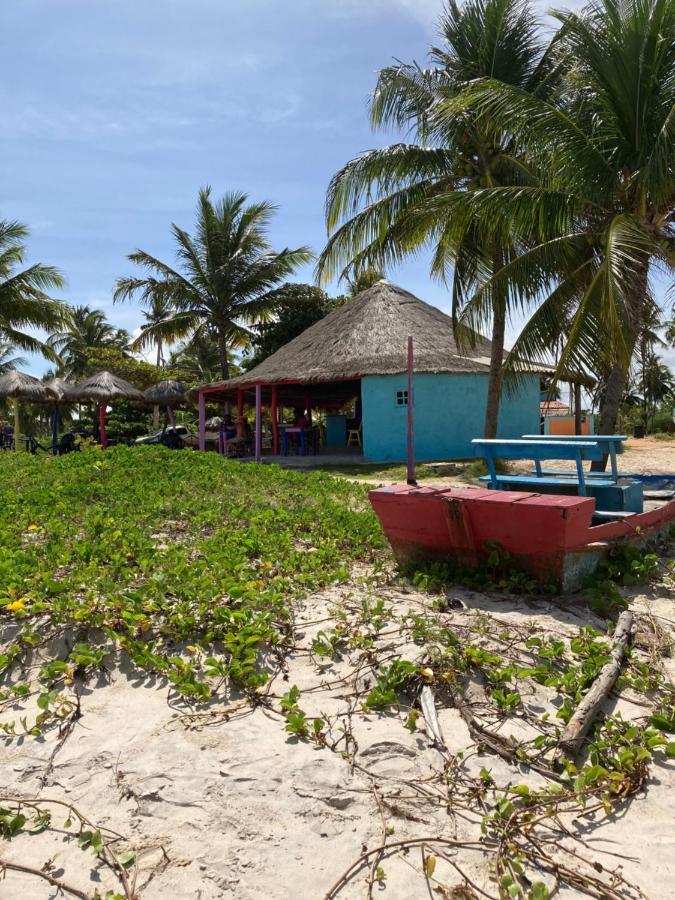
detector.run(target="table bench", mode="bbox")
[472,439,643,513]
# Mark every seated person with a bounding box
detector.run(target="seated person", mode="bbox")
[221,414,237,440]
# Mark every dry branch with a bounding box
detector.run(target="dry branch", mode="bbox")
[558,610,634,759]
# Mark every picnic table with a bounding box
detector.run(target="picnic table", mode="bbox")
[472,438,643,514]
[521,434,628,480]
[281,426,316,457]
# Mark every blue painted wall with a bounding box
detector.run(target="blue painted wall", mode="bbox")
[361,372,540,461]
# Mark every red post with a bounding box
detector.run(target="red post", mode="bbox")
[198,391,206,451]
[236,388,245,439]
[255,383,262,463]
[305,393,312,427]
[406,336,416,485]
[271,384,279,455]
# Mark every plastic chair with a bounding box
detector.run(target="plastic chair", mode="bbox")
[346,422,362,448]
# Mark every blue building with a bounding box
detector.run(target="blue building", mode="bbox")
[198,281,541,461]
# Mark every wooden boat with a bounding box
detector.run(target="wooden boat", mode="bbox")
[369,482,675,592]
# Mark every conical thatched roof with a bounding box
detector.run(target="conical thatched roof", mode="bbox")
[63,371,144,403]
[44,377,73,401]
[143,379,188,406]
[0,370,58,402]
[199,282,499,394]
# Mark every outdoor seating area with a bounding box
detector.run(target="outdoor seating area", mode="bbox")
[473,434,645,516]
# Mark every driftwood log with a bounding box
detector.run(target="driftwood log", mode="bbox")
[419,684,446,750]
[558,610,634,759]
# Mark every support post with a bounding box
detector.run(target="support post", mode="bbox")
[236,388,245,439]
[198,391,206,452]
[406,336,416,485]
[574,382,582,435]
[255,383,262,462]
[99,402,108,450]
[167,406,176,429]
[13,398,20,451]
[271,385,279,455]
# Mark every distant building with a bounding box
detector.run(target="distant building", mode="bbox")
[196,281,543,461]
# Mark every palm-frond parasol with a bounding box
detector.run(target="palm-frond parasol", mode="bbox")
[143,379,189,430]
[63,371,144,449]
[0,371,57,450]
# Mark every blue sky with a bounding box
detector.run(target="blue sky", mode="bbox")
[2,0,672,376]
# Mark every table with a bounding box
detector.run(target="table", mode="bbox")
[281,427,315,456]
[521,434,627,479]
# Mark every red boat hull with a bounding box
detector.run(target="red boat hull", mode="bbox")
[369,484,675,592]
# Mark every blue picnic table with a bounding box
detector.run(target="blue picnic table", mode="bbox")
[472,438,643,514]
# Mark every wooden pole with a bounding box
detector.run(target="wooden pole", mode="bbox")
[255,383,262,462]
[99,402,107,450]
[406,336,416,485]
[198,391,206,451]
[167,406,176,429]
[13,398,20,451]
[271,385,279,455]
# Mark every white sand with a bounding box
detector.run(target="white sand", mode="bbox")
[3,568,674,899]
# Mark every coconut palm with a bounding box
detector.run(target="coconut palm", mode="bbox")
[48,305,130,378]
[139,293,175,367]
[318,0,553,436]
[169,334,240,384]
[0,342,27,374]
[440,0,675,436]
[0,219,65,358]
[114,188,313,381]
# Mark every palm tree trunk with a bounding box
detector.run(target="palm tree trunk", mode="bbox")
[217,331,231,416]
[483,259,507,439]
[591,264,648,469]
[153,339,163,430]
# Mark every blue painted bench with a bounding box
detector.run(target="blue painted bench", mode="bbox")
[472,439,643,513]
[521,434,630,481]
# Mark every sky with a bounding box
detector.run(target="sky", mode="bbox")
[2,0,672,376]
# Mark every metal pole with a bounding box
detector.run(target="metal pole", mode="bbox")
[198,391,206,451]
[255,383,262,462]
[406,336,416,485]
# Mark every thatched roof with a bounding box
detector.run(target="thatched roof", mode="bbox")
[63,371,144,403]
[0,371,58,402]
[143,380,189,406]
[198,282,500,396]
[44,377,73,401]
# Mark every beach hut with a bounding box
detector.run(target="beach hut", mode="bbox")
[63,372,144,449]
[192,281,545,462]
[0,371,57,450]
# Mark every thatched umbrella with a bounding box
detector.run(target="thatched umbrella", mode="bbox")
[63,372,144,449]
[0,371,57,451]
[44,377,73,453]
[143,380,188,430]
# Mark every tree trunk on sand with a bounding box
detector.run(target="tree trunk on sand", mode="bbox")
[590,266,647,470]
[484,296,506,439]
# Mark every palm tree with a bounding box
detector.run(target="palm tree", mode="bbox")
[317,0,553,437]
[169,334,240,385]
[0,219,65,359]
[140,293,175,367]
[48,305,130,378]
[0,342,27,374]
[114,188,313,381]
[442,0,674,438]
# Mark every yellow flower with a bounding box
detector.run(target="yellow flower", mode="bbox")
[186,645,198,654]
[6,599,25,613]
[27,524,40,532]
